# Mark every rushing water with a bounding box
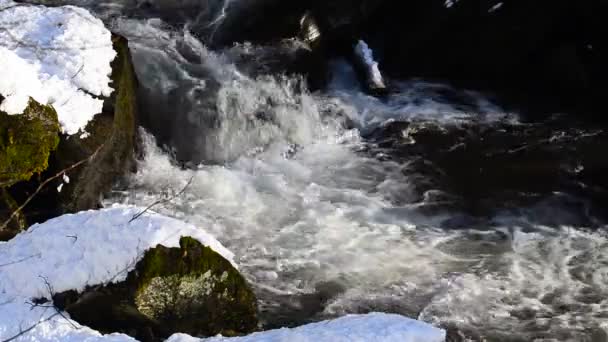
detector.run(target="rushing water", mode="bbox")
[23,1,608,340]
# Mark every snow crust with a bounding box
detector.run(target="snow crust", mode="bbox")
[0,206,233,341]
[168,313,446,342]
[354,40,386,89]
[0,0,116,134]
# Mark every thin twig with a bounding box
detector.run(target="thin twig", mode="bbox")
[129,175,194,223]
[0,143,105,232]
[0,253,41,268]
[1,312,60,342]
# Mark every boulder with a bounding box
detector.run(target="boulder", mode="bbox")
[1,34,138,239]
[53,237,258,342]
[0,99,60,234]
[0,99,60,187]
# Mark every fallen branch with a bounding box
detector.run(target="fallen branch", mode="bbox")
[0,143,105,232]
[129,175,194,223]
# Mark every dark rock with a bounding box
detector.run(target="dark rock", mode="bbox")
[50,34,138,213]
[53,237,258,342]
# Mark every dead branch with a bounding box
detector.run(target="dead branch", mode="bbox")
[129,175,194,223]
[0,253,41,268]
[1,312,60,342]
[0,143,105,232]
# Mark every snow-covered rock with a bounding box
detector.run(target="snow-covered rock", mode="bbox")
[0,0,116,134]
[0,206,234,341]
[0,206,445,341]
[168,313,446,342]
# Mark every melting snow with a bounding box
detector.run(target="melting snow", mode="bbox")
[0,0,116,134]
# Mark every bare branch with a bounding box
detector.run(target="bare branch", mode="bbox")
[0,253,41,268]
[1,312,60,342]
[129,175,194,223]
[0,143,105,232]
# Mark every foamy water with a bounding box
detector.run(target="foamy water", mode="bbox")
[24,1,607,340]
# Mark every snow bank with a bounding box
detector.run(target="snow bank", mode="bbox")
[0,206,233,341]
[0,0,116,134]
[169,313,446,342]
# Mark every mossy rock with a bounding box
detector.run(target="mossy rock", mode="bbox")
[51,34,138,213]
[0,99,60,187]
[53,237,258,342]
[4,33,139,229]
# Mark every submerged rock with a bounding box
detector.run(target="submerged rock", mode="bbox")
[54,236,258,342]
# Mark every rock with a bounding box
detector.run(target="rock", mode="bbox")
[0,99,60,235]
[0,99,60,187]
[53,237,258,342]
[49,34,138,213]
[2,34,138,233]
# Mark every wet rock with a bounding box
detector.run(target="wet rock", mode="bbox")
[53,237,258,342]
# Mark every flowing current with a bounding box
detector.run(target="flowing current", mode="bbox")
[25,1,608,340]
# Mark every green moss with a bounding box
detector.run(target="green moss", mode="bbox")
[53,34,138,213]
[0,99,60,187]
[59,236,258,341]
[131,237,258,337]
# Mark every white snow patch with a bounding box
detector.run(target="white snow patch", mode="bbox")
[0,206,233,341]
[488,2,503,13]
[354,40,386,90]
[0,1,116,134]
[168,313,446,342]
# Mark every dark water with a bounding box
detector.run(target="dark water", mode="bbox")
[23,1,608,340]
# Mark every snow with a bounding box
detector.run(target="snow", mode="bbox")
[0,206,233,341]
[0,0,116,134]
[354,40,386,90]
[168,313,446,342]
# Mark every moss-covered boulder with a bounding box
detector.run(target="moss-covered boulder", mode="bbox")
[53,237,258,342]
[0,99,60,235]
[0,99,60,187]
[2,33,138,235]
